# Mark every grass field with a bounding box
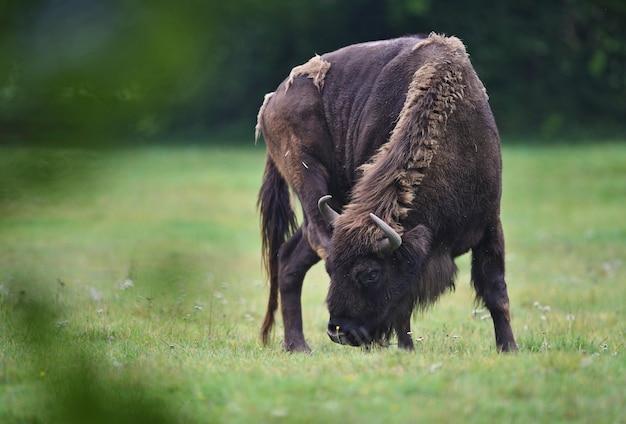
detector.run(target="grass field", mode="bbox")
[1,141,625,423]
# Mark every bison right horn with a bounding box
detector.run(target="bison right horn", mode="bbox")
[369,213,402,252]
[318,195,340,225]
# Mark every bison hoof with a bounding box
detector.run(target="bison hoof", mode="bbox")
[283,341,312,354]
[498,341,519,353]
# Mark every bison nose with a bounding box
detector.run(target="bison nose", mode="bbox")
[327,320,370,347]
[327,323,344,344]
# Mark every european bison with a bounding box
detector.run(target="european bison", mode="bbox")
[256,33,518,353]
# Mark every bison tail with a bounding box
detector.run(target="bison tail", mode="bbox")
[258,157,297,346]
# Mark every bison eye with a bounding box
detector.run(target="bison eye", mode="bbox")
[356,268,381,287]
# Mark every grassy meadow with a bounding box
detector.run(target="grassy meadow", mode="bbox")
[0,141,625,423]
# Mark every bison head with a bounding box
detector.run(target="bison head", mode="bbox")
[318,195,433,348]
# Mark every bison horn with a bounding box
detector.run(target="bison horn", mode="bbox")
[318,195,340,225]
[369,213,402,252]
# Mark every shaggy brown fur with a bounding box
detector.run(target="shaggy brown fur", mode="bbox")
[336,34,469,250]
[285,54,331,93]
[255,92,274,142]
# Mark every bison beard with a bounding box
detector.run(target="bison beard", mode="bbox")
[256,33,518,353]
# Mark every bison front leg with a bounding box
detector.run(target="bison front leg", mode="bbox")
[471,220,518,352]
[278,227,320,353]
[395,312,415,350]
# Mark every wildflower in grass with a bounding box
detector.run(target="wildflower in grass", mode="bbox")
[471,307,491,320]
[55,320,69,328]
[471,308,484,319]
[214,292,227,305]
[533,301,551,312]
[601,259,621,277]
[89,286,103,301]
[110,357,122,369]
[429,363,443,373]
[541,332,550,350]
[117,279,134,290]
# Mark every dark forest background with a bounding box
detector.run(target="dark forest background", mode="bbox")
[1,0,625,145]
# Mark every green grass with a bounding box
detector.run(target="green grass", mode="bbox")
[1,142,625,423]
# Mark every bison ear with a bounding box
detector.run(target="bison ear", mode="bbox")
[369,213,402,253]
[401,224,432,257]
[318,195,340,226]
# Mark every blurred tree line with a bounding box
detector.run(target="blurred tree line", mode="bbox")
[1,0,624,145]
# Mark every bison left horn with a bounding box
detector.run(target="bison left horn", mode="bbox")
[318,195,340,225]
[369,213,402,252]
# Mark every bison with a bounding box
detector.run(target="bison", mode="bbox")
[255,33,518,353]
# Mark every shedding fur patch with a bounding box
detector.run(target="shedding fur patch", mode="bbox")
[412,32,467,55]
[255,92,274,143]
[336,34,469,248]
[285,54,331,93]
